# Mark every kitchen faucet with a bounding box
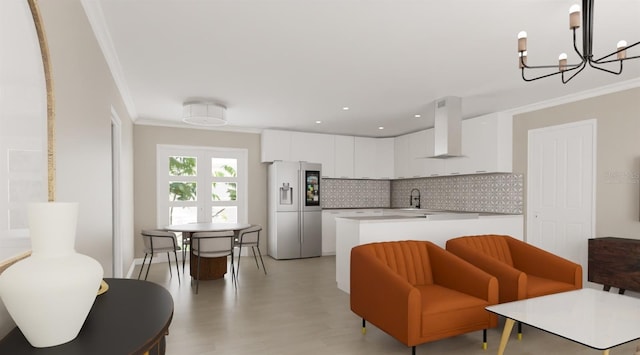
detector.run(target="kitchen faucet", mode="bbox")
[409,188,421,209]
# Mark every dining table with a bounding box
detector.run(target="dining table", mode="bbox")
[165,223,251,280]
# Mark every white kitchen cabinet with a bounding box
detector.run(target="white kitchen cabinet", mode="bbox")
[334,135,354,178]
[422,128,446,177]
[407,130,428,178]
[443,124,473,175]
[354,137,377,178]
[394,135,409,179]
[354,137,394,179]
[443,112,512,175]
[463,112,512,173]
[261,129,292,162]
[290,132,335,177]
[376,138,395,179]
[407,129,445,178]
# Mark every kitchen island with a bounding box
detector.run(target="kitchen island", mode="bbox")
[335,213,523,293]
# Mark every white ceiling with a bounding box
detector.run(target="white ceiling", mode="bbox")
[84,0,640,137]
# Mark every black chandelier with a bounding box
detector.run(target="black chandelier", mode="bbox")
[517,0,639,83]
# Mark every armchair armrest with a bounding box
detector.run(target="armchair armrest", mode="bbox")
[507,238,582,288]
[428,244,498,305]
[350,247,421,346]
[446,241,525,302]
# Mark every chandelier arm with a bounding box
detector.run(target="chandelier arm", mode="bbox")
[561,62,587,83]
[587,60,623,75]
[593,41,640,63]
[519,56,583,70]
[521,68,564,82]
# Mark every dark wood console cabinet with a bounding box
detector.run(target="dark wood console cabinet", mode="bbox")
[0,278,173,354]
[588,237,640,294]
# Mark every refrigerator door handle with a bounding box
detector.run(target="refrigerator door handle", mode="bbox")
[298,168,303,247]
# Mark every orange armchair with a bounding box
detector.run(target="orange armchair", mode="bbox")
[350,241,498,354]
[445,235,582,304]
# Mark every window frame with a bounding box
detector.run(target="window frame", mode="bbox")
[156,145,248,227]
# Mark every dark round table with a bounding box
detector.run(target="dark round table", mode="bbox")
[0,278,173,355]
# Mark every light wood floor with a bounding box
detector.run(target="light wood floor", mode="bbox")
[134,255,638,355]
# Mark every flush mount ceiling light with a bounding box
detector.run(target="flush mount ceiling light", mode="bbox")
[182,102,227,126]
[517,0,639,83]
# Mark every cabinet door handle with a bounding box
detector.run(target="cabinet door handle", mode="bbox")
[476,170,487,173]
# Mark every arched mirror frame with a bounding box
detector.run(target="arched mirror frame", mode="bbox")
[0,0,54,273]
[29,0,55,201]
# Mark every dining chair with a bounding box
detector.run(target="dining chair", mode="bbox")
[138,230,181,283]
[191,231,236,294]
[235,225,267,277]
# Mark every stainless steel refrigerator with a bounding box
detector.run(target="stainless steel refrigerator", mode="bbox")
[267,161,322,259]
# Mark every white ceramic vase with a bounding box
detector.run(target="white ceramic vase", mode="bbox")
[0,202,103,347]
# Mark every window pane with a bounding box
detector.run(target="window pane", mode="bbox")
[211,206,237,223]
[169,156,197,176]
[212,182,237,201]
[211,158,237,177]
[170,206,197,225]
[169,182,197,201]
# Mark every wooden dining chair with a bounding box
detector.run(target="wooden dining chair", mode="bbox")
[191,231,236,294]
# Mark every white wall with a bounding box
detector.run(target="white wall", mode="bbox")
[0,0,135,337]
[133,125,268,258]
[513,87,640,239]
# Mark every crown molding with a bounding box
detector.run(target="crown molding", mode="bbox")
[81,0,137,120]
[134,118,263,134]
[506,77,640,116]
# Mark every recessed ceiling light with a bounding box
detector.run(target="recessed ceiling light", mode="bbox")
[342,106,350,111]
[378,126,384,130]
[414,114,421,118]
[315,120,322,124]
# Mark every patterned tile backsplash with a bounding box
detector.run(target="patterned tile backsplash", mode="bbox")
[323,173,523,214]
[322,179,390,208]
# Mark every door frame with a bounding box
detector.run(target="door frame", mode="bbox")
[111,107,123,277]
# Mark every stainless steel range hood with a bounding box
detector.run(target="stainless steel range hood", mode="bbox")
[429,96,462,158]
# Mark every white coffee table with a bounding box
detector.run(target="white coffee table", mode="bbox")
[486,288,640,355]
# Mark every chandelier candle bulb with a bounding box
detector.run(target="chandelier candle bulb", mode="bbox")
[569,4,581,29]
[617,40,627,59]
[517,31,527,52]
[559,53,568,71]
[519,51,527,68]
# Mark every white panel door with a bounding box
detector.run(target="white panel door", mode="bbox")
[527,119,596,281]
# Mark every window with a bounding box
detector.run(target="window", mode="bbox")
[157,145,248,227]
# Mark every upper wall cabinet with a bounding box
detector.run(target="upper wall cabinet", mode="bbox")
[394,135,409,179]
[262,112,512,180]
[290,132,335,177]
[394,113,513,178]
[354,137,394,179]
[261,129,292,162]
[261,129,336,177]
[376,138,395,179]
[334,135,355,178]
[450,112,512,175]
